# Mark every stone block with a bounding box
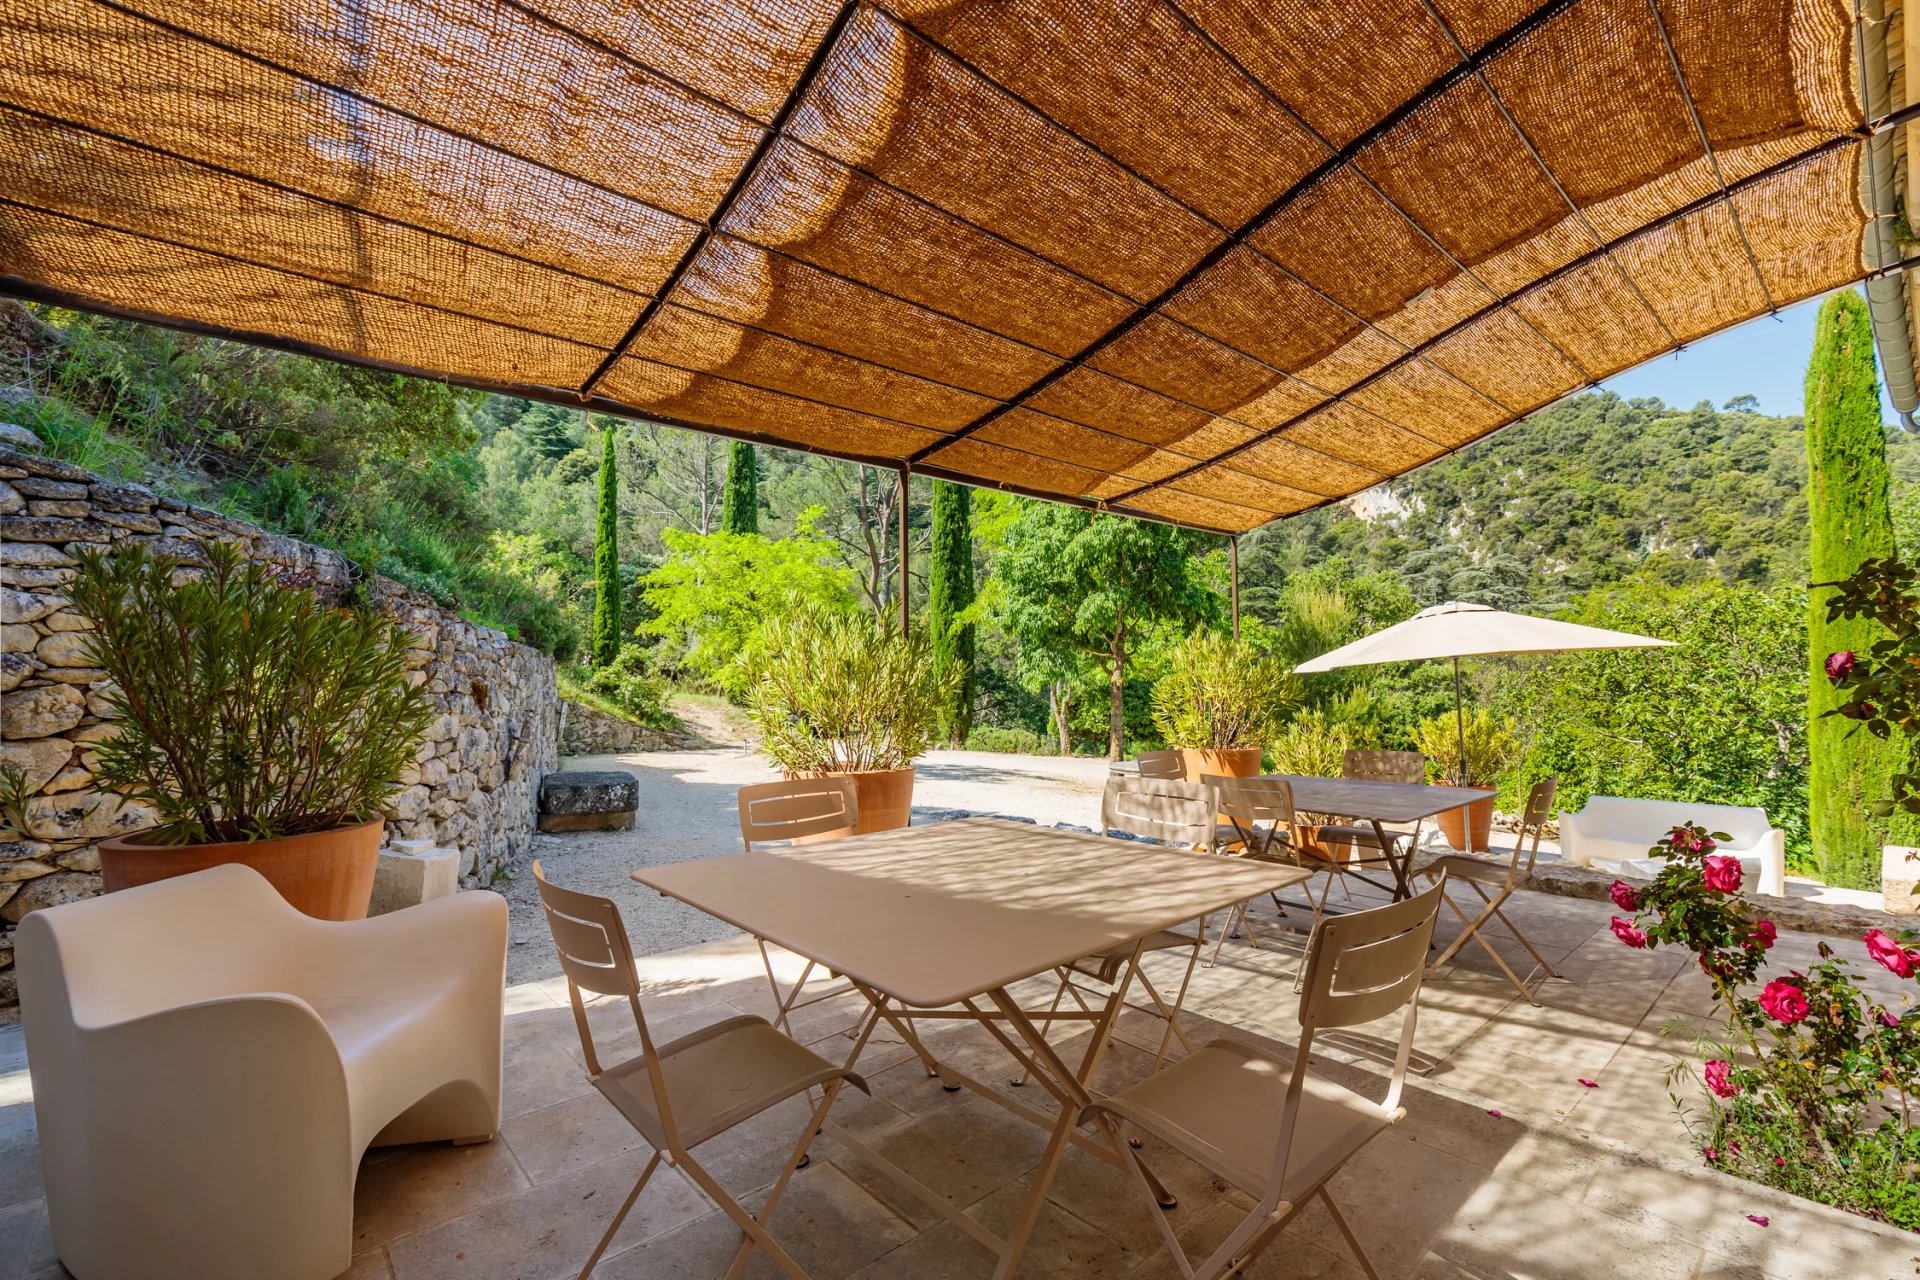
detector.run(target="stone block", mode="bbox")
[0,482,19,516]
[34,631,95,666]
[25,501,88,519]
[0,653,31,692]
[0,588,59,623]
[369,844,461,915]
[1,871,102,923]
[0,623,35,653]
[0,516,109,544]
[23,790,157,841]
[537,770,638,833]
[0,738,73,791]
[11,478,86,501]
[0,682,83,737]
[0,543,74,566]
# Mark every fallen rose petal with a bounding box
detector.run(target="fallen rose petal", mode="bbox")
[1487,1109,1501,1118]
[1578,1078,1598,1088]
[1746,1215,1769,1228]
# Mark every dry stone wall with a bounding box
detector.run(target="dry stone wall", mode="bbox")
[0,444,559,936]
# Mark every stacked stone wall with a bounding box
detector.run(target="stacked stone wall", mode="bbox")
[0,445,558,957]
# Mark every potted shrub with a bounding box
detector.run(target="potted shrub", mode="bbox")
[1411,709,1517,852]
[746,600,954,832]
[1150,630,1295,782]
[71,542,433,919]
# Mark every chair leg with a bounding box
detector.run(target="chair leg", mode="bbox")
[680,1153,817,1280]
[1423,883,1484,974]
[1436,885,1541,1004]
[1207,903,1242,968]
[1137,959,1197,1073]
[576,1150,660,1279]
[1318,1188,1381,1280]
[721,1081,843,1280]
[1488,900,1561,978]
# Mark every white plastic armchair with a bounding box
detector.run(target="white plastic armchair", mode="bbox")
[18,862,507,1280]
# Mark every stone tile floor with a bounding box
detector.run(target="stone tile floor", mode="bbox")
[1,877,1917,1279]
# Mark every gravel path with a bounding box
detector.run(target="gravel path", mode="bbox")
[500,704,1112,984]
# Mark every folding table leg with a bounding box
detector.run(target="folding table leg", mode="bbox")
[1371,819,1413,900]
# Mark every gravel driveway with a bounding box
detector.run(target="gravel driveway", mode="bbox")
[501,737,1112,984]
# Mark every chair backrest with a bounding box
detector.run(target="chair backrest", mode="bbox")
[737,777,859,849]
[1263,880,1444,1203]
[1514,777,1558,876]
[1133,750,1186,780]
[1103,774,1214,851]
[1342,748,1425,785]
[1204,774,1296,855]
[531,862,680,1144]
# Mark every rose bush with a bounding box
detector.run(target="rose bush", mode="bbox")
[1612,822,1920,1228]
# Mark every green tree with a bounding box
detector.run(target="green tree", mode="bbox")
[928,480,976,743]
[639,520,858,696]
[1806,290,1907,888]
[721,440,759,535]
[591,427,622,667]
[996,505,1217,759]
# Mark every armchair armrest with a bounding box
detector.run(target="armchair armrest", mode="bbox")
[41,995,355,1278]
[310,889,508,994]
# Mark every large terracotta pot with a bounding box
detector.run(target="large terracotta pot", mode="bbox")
[797,768,915,833]
[97,818,384,920]
[1176,746,1263,783]
[1435,796,1496,854]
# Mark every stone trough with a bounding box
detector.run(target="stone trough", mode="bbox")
[537,769,639,833]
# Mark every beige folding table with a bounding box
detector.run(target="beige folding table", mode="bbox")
[633,817,1308,1279]
[1272,774,1494,900]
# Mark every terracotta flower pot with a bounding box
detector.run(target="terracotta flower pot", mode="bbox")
[797,768,915,833]
[97,818,385,920]
[1435,796,1496,854]
[1176,746,1263,783]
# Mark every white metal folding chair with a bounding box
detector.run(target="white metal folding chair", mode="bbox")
[532,863,869,1280]
[1016,775,1214,1086]
[736,777,860,1041]
[1421,778,1562,1004]
[1080,880,1445,1280]
[1201,774,1331,972]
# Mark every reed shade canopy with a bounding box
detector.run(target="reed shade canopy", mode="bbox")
[0,0,1896,533]
[1293,600,1675,784]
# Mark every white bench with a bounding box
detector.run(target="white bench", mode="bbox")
[1558,796,1787,898]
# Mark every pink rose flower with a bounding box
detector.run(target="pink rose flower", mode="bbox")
[1702,856,1744,895]
[1865,929,1918,979]
[1826,650,1857,682]
[1609,916,1648,949]
[1759,978,1809,1024]
[1608,880,1640,912]
[1704,1060,1739,1099]
[1746,921,1777,951]
[1703,1146,1719,1162]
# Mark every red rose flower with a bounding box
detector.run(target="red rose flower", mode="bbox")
[1758,978,1809,1024]
[1702,856,1744,895]
[1825,650,1857,682]
[1864,929,1919,979]
[1703,1060,1739,1098]
[1609,916,1648,949]
[1746,920,1776,951]
[1608,880,1640,912]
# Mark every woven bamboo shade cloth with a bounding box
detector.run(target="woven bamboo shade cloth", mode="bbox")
[0,0,1878,532]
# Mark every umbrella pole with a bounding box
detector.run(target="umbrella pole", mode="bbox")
[1454,655,1471,851]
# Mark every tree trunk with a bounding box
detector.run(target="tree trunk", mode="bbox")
[1108,612,1126,763]
[1049,680,1073,756]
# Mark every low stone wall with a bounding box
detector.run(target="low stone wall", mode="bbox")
[0,444,559,936]
[558,700,686,755]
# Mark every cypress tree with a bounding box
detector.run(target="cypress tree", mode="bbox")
[591,427,621,668]
[721,440,758,535]
[928,480,976,744]
[1807,289,1906,888]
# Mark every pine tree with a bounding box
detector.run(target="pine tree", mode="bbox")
[928,480,976,743]
[1807,289,1907,888]
[591,427,622,668]
[721,441,758,535]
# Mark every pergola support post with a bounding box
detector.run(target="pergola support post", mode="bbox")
[898,464,912,635]
[1229,536,1240,642]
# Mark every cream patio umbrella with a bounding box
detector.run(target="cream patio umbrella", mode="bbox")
[1292,601,1677,785]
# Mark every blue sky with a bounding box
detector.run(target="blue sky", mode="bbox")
[1597,287,1896,421]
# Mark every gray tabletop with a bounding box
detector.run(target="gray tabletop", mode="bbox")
[1264,774,1494,823]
